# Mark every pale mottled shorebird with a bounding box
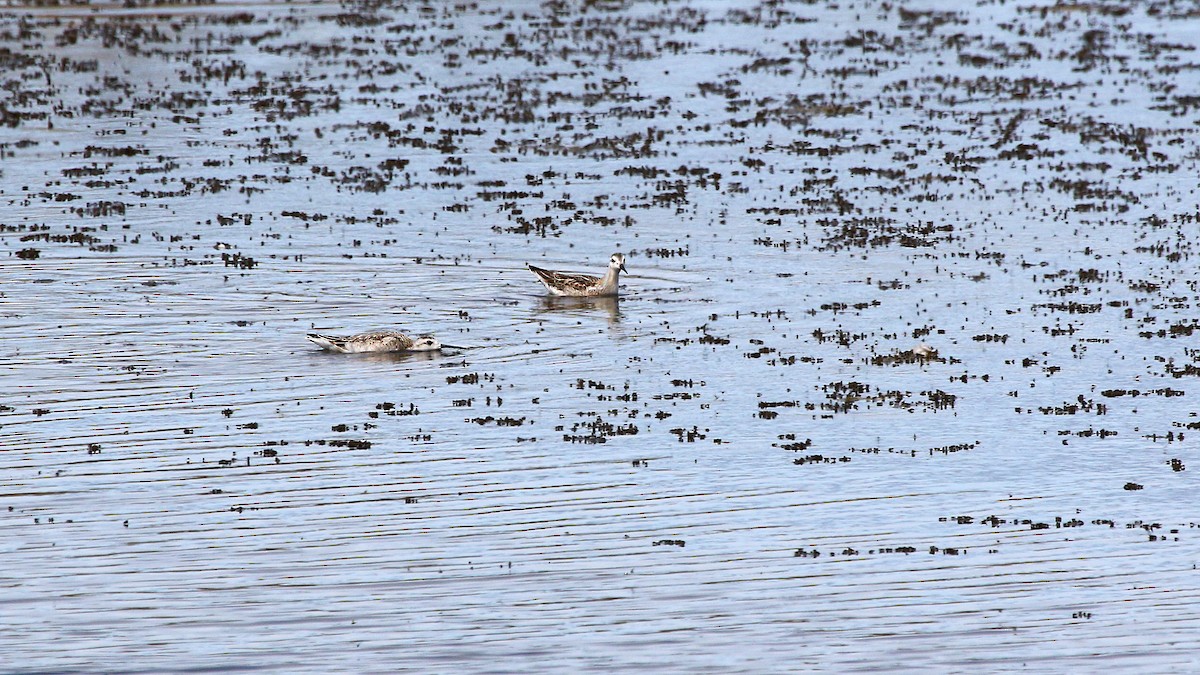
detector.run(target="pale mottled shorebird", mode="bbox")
[527,252,626,297]
[306,330,463,353]
[910,343,938,359]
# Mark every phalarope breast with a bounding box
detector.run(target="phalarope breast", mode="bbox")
[307,331,461,353]
[527,252,626,297]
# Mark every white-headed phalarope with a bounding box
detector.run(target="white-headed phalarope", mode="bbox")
[307,331,462,353]
[527,252,626,297]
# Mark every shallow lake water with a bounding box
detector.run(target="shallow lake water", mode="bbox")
[2,0,1200,671]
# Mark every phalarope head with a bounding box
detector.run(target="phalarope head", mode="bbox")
[410,335,442,351]
[611,252,627,274]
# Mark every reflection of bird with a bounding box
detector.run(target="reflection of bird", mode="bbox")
[307,331,459,353]
[527,252,626,297]
[537,295,622,324]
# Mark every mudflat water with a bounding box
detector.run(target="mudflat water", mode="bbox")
[2,1,1200,671]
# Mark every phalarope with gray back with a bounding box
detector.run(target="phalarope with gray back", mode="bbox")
[527,252,626,297]
[306,331,463,354]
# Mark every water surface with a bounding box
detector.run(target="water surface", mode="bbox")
[2,0,1200,671]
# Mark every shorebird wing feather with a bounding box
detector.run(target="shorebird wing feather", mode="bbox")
[309,331,414,353]
[528,265,601,293]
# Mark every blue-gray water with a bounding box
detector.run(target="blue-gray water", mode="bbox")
[2,1,1199,671]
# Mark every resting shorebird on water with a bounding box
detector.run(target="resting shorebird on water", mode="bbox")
[306,330,464,354]
[527,252,626,297]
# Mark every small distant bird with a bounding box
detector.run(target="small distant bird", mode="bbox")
[527,252,626,297]
[910,343,939,359]
[306,330,462,354]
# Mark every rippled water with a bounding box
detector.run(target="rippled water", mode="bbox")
[3,0,1200,671]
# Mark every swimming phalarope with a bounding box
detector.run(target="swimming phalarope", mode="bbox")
[307,331,462,353]
[527,252,626,297]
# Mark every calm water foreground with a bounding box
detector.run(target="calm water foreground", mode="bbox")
[2,0,1200,671]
